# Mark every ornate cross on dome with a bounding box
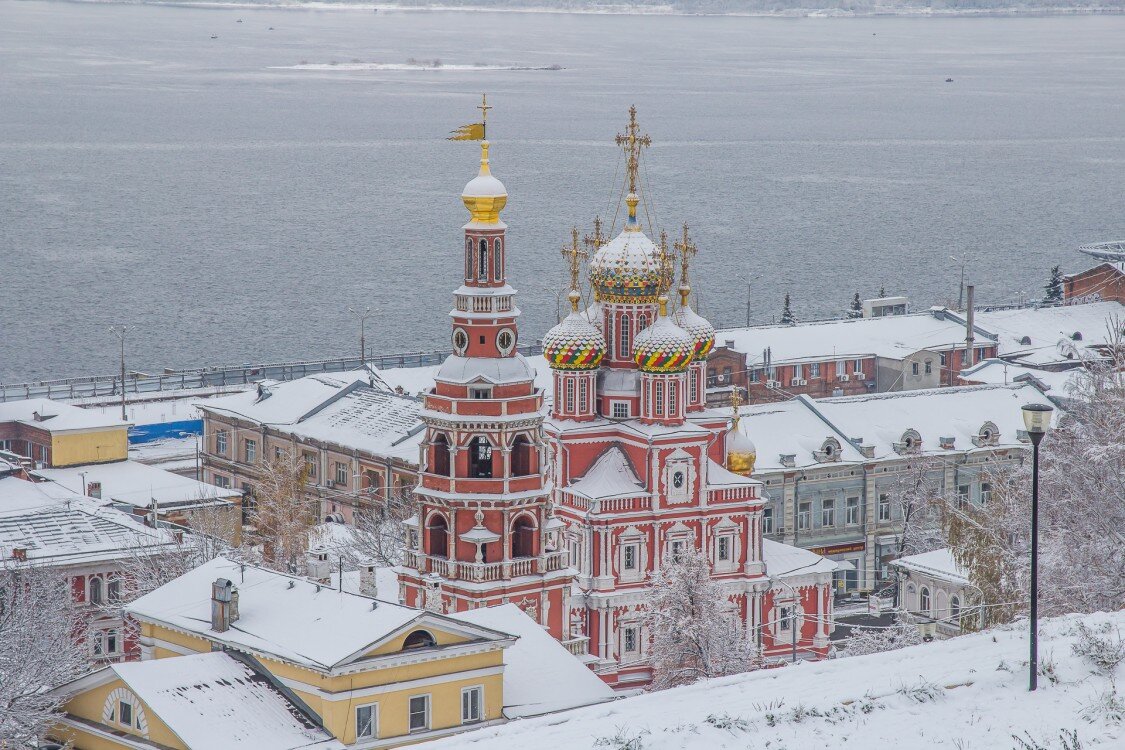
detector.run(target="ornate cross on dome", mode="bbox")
[730,388,743,425]
[583,216,607,252]
[478,93,491,138]
[561,227,587,311]
[615,106,651,198]
[674,223,697,306]
[658,229,675,294]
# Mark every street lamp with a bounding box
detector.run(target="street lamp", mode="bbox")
[950,254,969,311]
[739,275,752,327]
[348,306,373,367]
[1021,401,1054,692]
[109,325,128,421]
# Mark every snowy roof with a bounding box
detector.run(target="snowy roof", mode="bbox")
[128,435,199,473]
[733,399,867,472]
[888,548,968,586]
[451,604,615,719]
[714,309,976,365]
[197,373,366,425]
[0,398,129,432]
[97,652,343,750]
[565,448,647,501]
[705,459,759,490]
[973,301,1125,365]
[127,557,512,672]
[35,460,240,509]
[421,609,1125,750]
[959,358,1085,396]
[0,476,174,566]
[435,354,538,385]
[812,382,1054,459]
[762,539,838,579]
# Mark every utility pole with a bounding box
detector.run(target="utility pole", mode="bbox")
[742,275,752,327]
[348,306,373,366]
[109,325,128,421]
[950,254,968,311]
[964,285,975,370]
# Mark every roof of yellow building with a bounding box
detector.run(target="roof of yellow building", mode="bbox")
[0,398,130,432]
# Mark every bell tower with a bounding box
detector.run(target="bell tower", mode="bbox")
[398,99,573,638]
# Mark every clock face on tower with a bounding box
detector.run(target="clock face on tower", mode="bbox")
[452,328,469,356]
[497,328,516,356]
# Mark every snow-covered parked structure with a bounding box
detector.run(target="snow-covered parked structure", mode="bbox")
[47,651,345,750]
[889,548,977,639]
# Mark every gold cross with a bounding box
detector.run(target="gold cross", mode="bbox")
[561,227,587,296]
[615,105,651,197]
[583,216,608,251]
[658,229,675,292]
[674,223,697,296]
[478,94,492,137]
[730,388,743,426]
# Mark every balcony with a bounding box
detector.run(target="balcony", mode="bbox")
[424,393,541,418]
[562,636,590,656]
[401,550,568,582]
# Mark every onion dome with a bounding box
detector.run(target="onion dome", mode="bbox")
[726,392,757,475]
[633,296,695,373]
[544,293,608,371]
[589,197,664,303]
[673,303,716,358]
[461,141,507,223]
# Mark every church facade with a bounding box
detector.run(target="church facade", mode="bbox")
[398,104,836,690]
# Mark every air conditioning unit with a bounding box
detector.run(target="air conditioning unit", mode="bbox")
[767,380,782,389]
[797,379,808,386]
[838,374,850,382]
[854,372,866,380]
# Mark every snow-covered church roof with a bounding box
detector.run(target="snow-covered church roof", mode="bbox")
[762,539,838,580]
[565,447,647,501]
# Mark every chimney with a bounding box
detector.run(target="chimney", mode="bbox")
[965,285,975,369]
[306,547,331,584]
[211,578,233,633]
[940,436,956,450]
[87,481,102,499]
[229,587,240,623]
[12,547,27,562]
[359,562,379,599]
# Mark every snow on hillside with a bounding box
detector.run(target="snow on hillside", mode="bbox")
[429,611,1125,750]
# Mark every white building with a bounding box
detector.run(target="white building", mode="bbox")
[889,548,977,639]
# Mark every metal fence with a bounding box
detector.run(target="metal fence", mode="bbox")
[0,344,545,403]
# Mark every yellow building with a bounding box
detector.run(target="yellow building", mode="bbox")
[122,558,516,748]
[0,398,129,467]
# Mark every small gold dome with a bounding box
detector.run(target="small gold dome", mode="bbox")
[461,141,507,224]
[726,392,756,476]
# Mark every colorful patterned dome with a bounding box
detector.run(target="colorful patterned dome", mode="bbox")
[672,303,716,358]
[589,229,664,304]
[633,303,695,373]
[543,310,607,371]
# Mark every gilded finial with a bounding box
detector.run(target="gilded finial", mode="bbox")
[657,293,669,318]
[674,223,697,307]
[658,229,675,293]
[584,216,608,251]
[615,106,651,229]
[562,227,587,313]
[478,94,491,136]
[730,387,743,422]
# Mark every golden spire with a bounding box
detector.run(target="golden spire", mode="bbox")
[674,223,697,307]
[584,216,608,252]
[562,227,587,312]
[615,106,651,230]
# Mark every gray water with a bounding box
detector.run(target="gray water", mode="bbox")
[3,1,1125,382]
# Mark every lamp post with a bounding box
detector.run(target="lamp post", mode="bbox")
[348,306,373,366]
[109,325,128,421]
[1021,402,1054,692]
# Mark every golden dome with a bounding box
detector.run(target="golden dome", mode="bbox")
[726,392,757,476]
[461,141,507,224]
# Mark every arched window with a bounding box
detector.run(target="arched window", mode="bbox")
[668,380,677,414]
[478,240,488,282]
[511,516,536,558]
[618,313,631,359]
[950,596,961,623]
[403,630,437,650]
[494,238,502,280]
[427,515,449,559]
[431,433,450,477]
[579,378,588,412]
[88,576,104,605]
[919,586,931,614]
[92,629,105,656]
[468,436,493,479]
[689,369,699,404]
[466,238,473,279]
[511,435,533,477]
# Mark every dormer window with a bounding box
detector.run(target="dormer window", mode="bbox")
[814,437,842,463]
[470,386,491,400]
[894,429,922,455]
[403,630,437,650]
[972,421,1000,447]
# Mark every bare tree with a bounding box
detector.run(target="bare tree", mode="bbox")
[250,449,318,573]
[645,546,754,690]
[889,457,949,558]
[323,486,416,569]
[0,565,88,746]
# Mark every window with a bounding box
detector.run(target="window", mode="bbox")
[940,352,947,366]
[717,535,732,562]
[878,493,891,522]
[654,381,664,416]
[431,434,450,477]
[767,365,777,383]
[670,540,685,562]
[846,496,860,525]
[919,587,931,614]
[478,239,488,282]
[356,704,377,740]
[950,596,962,623]
[821,499,835,527]
[924,360,933,375]
[244,438,256,464]
[303,452,317,479]
[106,629,119,655]
[107,577,121,602]
[215,430,228,455]
[335,462,348,487]
[809,362,820,378]
[980,482,992,504]
[689,369,699,403]
[565,378,575,413]
[469,437,493,478]
[214,474,231,489]
[408,695,430,732]
[835,360,847,377]
[511,516,535,558]
[494,238,502,279]
[779,605,795,632]
[623,626,639,653]
[511,435,533,477]
[623,544,638,571]
[957,484,970,509]
[466,238,473,278]
[89,576,103,605]
[403,630,437,650]
[798,502,811,530]
[579,378,589,412]
[274,446,283,460]
[793,364,803,380]
[853,359,863,374]
[612,402,629,419]
[119,701,133,727]
[92,629,105,656]
[461,686,483,724]
[762,507,774,534]
[470,387,491,400]
[618,313,631,359]
[749,368,761,383]
[911,362,919,376]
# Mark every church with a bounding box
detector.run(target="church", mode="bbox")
[397,103,837,689]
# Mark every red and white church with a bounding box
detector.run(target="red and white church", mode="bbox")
[398,107,836,690]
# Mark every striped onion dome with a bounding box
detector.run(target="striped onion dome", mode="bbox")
[543,310,607,371]
[633,308,695,373]
[672,303,716,359]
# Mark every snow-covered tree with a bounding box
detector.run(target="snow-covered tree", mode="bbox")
[250,449,318,573]
[848,291,863,318]
[779,292,796,325]
[0,565,88,746]
[323,486,416,568]
[644,546,754,689]
[1044,265,1064,304]
[841,617,922,657]
[888,458,948,559]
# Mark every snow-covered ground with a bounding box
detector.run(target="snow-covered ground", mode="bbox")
[428,610,1125,750]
